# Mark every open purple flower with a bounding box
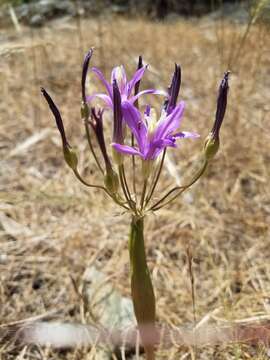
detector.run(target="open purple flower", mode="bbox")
[87,65,165,108]
[112,101,199,161]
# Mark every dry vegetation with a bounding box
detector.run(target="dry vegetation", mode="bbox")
[0,12,270,359]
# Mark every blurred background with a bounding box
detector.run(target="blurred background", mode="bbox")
[0,0,270,359]
[1,0,270,26]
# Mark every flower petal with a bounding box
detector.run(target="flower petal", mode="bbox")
[146,138,176,160]
[121,101,147,152]
[157,138,177,147]
[112,143,142,157]
[174,131,200,139]
[154,101,185,140]
[91,67,113,98]
[86,93,113,107]
[129,89,167,104]
[127,65,147,97]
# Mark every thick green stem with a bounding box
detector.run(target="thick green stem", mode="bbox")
[129,216,156,360]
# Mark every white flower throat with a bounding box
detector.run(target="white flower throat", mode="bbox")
[145,108,166,140]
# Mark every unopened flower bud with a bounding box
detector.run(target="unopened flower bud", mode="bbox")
[104,168,119,194]
[112,80,124,165]
[204,71,230,160]
[90,108,113,171]
[82,49,93,104]
[134,56,143,109]
[41,87,78,170]
[165,63,181,114]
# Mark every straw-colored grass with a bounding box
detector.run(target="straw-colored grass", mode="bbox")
[0,13,269,359]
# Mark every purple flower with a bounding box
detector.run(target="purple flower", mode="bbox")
[87,65,165,108]
[112,101,199,161]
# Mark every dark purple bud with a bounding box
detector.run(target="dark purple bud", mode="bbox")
[41,87,78,169]
[90,108,111,170]
[81,49,93,104]
[165,63,181,114]
[112,79,123,144]
[112,80,124,165]
[211,71,230,141]
[41,87,68,147]
[134,55,143,99]
[138,55,143,69]
[204,71,230,160]
[90,108,119,193]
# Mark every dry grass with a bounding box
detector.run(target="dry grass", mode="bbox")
[0,13,270,359]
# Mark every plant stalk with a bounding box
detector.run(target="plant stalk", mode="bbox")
[129,216,156,360]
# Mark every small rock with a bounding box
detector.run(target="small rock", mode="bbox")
[82,265,136,358]
[82,266,135,329]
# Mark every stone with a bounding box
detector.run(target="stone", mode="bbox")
[82,265,135,329]
[82,265,136,358]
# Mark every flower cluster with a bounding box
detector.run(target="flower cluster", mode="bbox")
[41,49,229,360]
[42,49,229,216]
